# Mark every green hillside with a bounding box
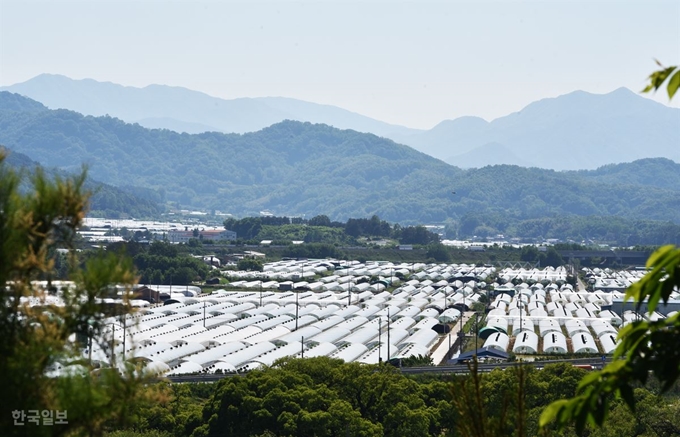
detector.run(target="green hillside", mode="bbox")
[1,147,163,219]
[570,158,680,191]
[0,91,679,225]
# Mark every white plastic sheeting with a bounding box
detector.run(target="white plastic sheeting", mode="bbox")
[185,341,247,367]
[599,333,619,354]
[542,332,568,354]
[438,308,461,324]
[565,320,589,338]
[590,320,617,338]
[337,327,378,347]
[273,326,321,346]
[398,328,439,349]
[511,318,534,336]
[301,342,338,358]
[220,342,278,369]
[167,361,204,375]
[241,342,305,371]
[486,317,508,334]
[512,331,539,354]
[483,332,509,352]
[598,310,622,326]
[572,333,598,353]
[331,344,369,362]
[356,343,397,364]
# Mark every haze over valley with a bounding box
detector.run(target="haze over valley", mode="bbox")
[3,74,679,171]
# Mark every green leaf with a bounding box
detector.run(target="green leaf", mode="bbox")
[618,384,635,411]
[539,399,568,427]
[577,371,602,391]
[646,245,675,268]
[667,69,680,100]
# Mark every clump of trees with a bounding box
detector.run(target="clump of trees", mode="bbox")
[223,214,442,246]
[519,245,564,267]
[119,241,211,285]
[236,258,264,272]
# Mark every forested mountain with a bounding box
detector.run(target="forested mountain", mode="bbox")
[0,74,419,137]
[3,75,679,171]
[1,147,163,219]
[570,158,680,191]
[0,91,678,226]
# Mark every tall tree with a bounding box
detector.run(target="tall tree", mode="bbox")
[0,149,149,436]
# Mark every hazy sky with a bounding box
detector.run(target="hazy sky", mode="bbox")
[1,0,678,129]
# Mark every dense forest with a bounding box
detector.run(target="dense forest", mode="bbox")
[1,92,680,228]
[3,147,164,218]
[105,358,680,437]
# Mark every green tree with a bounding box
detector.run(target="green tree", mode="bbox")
[308,214,331,227]
[237,258,264,271]
[426,243,452,262]
[0,150,150,436]
[541,245,680,433]
[193,357,444,437]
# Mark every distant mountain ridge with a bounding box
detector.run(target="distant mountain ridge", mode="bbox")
[0,74,420,137]
[391,88,680,169]
[3,75,678,171]
[0,91,679,225]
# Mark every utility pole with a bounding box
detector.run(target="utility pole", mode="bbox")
[122,315,126,361]
[474,312,479,357]
[203,301,206,328]
[295,288,299,331]
[519,298,524,339]
[296,265,301,331]
[387,309,391,363]
[301,336,304,358]
[378,317,382,363]
[448,322,451,358]
[111,323,115,361]
[459,294,465,336]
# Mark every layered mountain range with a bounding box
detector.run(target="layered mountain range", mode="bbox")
[0,90,679,226]
[2,74,678,171]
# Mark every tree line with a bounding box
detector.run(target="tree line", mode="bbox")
[105,358,680,437]
[223,214,441,245]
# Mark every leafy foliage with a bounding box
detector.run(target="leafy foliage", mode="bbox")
[0,150,150,436]
[236,258,264,272]
[132,242,211,285]
[193,357,449,437]
[541,245,680,433]
[540,61,680,434]
[642,61,680,100]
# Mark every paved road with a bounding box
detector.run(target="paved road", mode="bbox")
[430,311,474,365]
